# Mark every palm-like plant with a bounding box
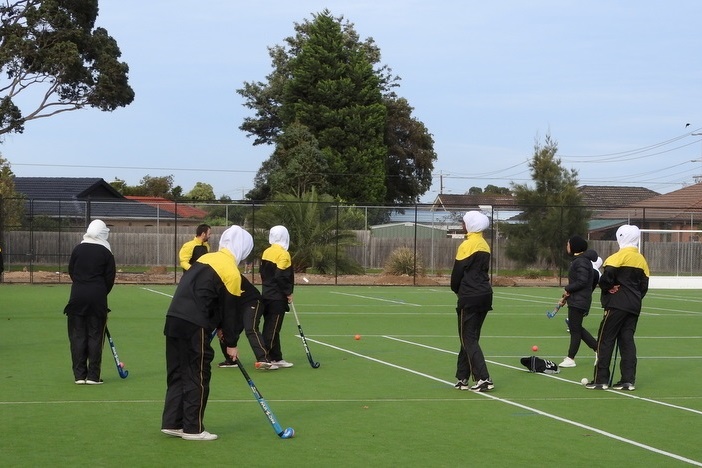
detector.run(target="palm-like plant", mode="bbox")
[251,188,363,274]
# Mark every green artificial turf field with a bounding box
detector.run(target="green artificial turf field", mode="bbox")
[1,284,700,467]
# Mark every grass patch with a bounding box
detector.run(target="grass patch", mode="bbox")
[1,284,701,466]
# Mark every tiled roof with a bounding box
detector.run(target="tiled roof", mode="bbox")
[13,177,124,200]
[629,183,702,210]
[597,183,702,221]
[125,196,208,219]
[12,177,177,220]
[578,185,659,209]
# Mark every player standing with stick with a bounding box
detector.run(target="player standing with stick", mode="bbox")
[161,225,252,440]
[63,219,115,385]
[586,225,649,391]
[260,225,295,369]
[451,211,494,392]
[557,236,599,368]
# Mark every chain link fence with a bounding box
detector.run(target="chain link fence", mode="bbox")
[0,197,700,285]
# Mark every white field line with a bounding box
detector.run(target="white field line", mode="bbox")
[383,335,702,416]
[496,290,702,316]
[301,336,702,467]
[646,292,702,304]
[143,286,699,316]
[141,287,174,298]
[329,291,421,306]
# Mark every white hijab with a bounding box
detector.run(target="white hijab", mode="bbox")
[268,225,290,251]
[616,225,640,249]
[592,256,603,271]
[463,211,490,233]
[218,225,253,265]
[81,219,111,252]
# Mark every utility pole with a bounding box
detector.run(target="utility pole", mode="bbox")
[692,133,702,183]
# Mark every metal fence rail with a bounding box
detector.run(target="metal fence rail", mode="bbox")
[1,198,700,284]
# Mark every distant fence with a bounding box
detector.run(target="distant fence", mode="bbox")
[1,198,700,284]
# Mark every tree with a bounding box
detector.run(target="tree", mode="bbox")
[238,10,436,205]
[185,182,215,201]
[484,185,511,195]
[203,195,250,226]
[467,185,511,195]
[251,188,363,274]
[502,134,589,269]
[383,97,435,205]
[0,0,134,136]
[0,155,23,228]
[109,174,180,199]
[247,122,330,199]
[109,177,127,193]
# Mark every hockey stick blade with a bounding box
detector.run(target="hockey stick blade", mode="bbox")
[105,327,129,378]
[235,359,294,439]
[546,303,561,319]
[546,295,567,319]
[291,302,320,368]
[298,325,321,368]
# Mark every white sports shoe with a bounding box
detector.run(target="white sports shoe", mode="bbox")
[272,360,294,368]
[161,428,183,437]
[559,357,576,368]
[182,431,218,441]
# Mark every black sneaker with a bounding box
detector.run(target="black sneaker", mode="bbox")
[218,360,238,368]
[611,382,635,391]
[469,379,494,392]
[584,381,608,390]
[454,379,469,390]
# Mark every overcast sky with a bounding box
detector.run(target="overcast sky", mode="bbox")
[5,1,702,202]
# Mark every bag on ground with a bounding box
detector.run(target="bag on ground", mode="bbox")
[520,356,560,374]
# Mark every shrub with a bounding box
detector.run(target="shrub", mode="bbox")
[383,247,425,276]
[524,269,542,279]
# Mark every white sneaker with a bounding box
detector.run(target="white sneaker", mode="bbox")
[559,357,576,368]
[182,431,218,441]
[161,428,183,437]
[74,379,86,385]
[272,360,294,368]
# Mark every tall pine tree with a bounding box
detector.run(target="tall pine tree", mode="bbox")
[239,10,435,205]
[280,13,386,203]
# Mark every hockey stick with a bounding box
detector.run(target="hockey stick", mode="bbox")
[609,340,619,387]
[546,294,567,318]
[290,302,320,368]
[234,359,295,439]
[105,327,128,379]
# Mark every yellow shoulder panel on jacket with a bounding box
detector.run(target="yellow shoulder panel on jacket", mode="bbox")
[197,250,242,296]
[455,233,490,260]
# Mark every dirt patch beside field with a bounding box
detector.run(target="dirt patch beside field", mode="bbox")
[1,270,563,287]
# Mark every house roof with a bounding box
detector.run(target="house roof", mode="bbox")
[597,183,702,221]
[578,185,659,209]
[12,177,177,220]
[125,196,208,219]
[629,183,702,210]
[13,177,125,200]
